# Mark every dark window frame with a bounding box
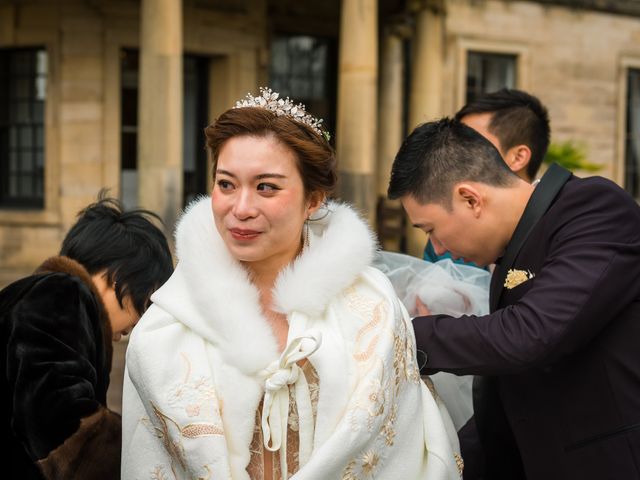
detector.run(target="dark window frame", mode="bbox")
[465,51,517,104]
[0,47,47,209]
[624,68,640,198]
[119,49,211,209]
[269,33,338,137]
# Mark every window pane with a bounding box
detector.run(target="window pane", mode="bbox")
[182,55,209,206]
[624,69,640,198]
[0,47,46,208]
[35,125,44,148]
[466,51,517,104]
[20,126,32,148]
[270,34,337,133]
[120,48,139,209]
[20,151,32,172]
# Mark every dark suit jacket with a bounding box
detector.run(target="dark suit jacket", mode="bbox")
[414,168,640,479]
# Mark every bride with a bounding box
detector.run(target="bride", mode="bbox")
[122,88,462,479]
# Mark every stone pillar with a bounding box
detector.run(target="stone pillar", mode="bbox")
[409,0,444,129]
[336,0,378,224]
[138,0,183,232]
[376,26,407,251]
[406,0,445,256]
[376,28,405,198]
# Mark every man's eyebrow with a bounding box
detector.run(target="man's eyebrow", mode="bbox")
[412,222,429,229]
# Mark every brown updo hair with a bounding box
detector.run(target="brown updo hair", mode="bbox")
[204,107,337,200]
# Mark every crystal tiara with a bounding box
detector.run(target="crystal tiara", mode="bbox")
[234,87,327,138]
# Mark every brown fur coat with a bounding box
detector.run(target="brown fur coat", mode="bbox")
[1,256,120,479]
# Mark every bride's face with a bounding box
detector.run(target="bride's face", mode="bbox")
[211,134,320,271]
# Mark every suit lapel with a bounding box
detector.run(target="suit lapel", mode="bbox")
[489,164,572,312]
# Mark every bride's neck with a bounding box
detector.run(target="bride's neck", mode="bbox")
[248,269,289,351]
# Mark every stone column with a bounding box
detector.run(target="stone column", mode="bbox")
[336,0,378,224]
[376,25,407,251]
[138,0,183,232]
[409,0,444,129]
[406,0,445,256]
[376,28,405,198]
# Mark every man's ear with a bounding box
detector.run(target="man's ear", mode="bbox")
[454,183,483,217]
[505,144,532,179]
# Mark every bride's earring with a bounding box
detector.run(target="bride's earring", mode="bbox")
[304,218,310,248]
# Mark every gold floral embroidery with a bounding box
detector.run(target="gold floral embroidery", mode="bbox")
[150,465,170,480]
[422,375,440,401]
[504,268,535,289]
[182,423,224,438]
[342,288,426,478]
[361,450,381,475]
[166,353,224,432]
[147,404,188,472]
[341,450,381,478]
[380,404,397,446]
[348,292,387,363]
[454,452,464,476]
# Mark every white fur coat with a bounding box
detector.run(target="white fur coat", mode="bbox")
[122,198,461,479]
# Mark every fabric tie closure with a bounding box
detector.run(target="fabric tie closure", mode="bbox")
[261,331,322,479]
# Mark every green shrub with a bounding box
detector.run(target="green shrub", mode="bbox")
[543,140,602,172]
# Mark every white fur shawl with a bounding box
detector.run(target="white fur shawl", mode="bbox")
[122,198,461,479]
[155,197,378,375]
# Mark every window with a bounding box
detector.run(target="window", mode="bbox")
[0,47,47,208]
[120,49,138,210]
[624,69,640,198]
[183,56,209,206]
[119,50,210,209]
[466,51,516,104]
[270,34,337,134]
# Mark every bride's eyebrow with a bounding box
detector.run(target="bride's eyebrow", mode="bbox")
[216,169,235,177]
[256,173,287,180]
[215,170,287,180]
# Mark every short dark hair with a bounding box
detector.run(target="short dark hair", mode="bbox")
[60,194,173,316]
[387,118,517,206]
[455,88,550,180]
[205,106,337,200]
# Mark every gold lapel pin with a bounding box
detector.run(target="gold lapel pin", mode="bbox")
[504,269,535,289]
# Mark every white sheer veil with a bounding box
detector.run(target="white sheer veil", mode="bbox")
[372,250,491,430]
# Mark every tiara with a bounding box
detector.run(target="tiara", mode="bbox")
[234,87,328,139]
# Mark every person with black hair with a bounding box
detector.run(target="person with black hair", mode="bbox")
[1,195,173,480]
[455,88,550,183]
[389,118,640,480]
[424,88,550,267]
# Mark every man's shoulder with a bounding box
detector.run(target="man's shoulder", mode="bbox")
[562,174,633,201]
[553,175,639,217]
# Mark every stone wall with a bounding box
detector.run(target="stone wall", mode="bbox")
[441,0,640,181]
[0,0,266,286]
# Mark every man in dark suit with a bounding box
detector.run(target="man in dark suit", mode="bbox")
[388,118,640,479]
[452,89,552,479]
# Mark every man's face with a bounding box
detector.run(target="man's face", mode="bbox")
[401,193,502,267]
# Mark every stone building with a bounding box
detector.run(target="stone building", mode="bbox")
[1,0,640,284]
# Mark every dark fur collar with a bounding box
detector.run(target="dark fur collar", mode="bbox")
[35,256,113,369]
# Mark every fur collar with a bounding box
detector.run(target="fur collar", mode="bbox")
[150,197,377,374]
[35,256,113,368]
